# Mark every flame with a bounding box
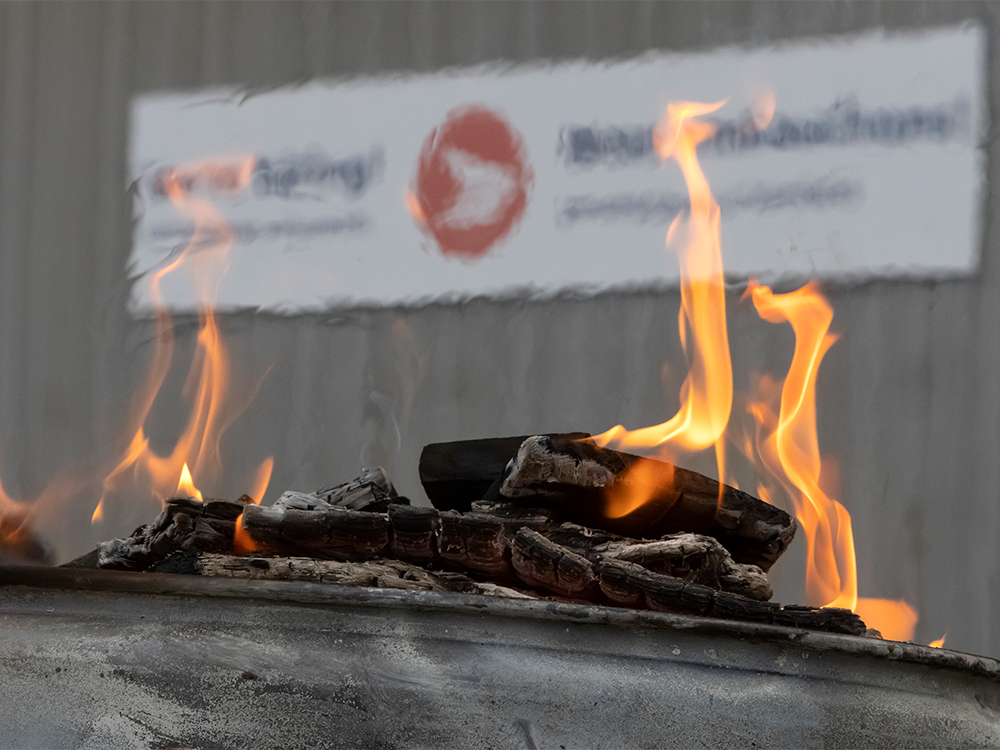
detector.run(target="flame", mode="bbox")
[90,499,104,524]
[594,101,732,480]
[176,463,203,502]
[99,156,273,518]
[604,458,675,519]
[929,634,946,648]
[233,513,260,554]
[748,281,916,639]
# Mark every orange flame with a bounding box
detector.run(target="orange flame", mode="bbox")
[604,458,675,519]
[748,281,916,639]
[232,512,260,555]
[99,156,273,517]
[594,101,732,478]
[176,463,203,502]
[90,499,104,524]
[929,634,946,648]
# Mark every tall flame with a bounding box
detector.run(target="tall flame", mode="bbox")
[748,281,917,639]
[96,156,272,519]
[594,101,732,480]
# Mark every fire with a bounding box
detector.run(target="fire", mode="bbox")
[97,155,273,521]
[176,463,203,502]
[595,99,923,642]
[594,101,732,486]
[929,634,947,649]
[747,282,917,639]
[233,513,260,555]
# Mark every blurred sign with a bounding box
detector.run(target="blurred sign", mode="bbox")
[129,24,983,311]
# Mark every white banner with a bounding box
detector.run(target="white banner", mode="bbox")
[129,24,984,311]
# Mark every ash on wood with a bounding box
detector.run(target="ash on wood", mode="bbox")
[419,433,590,511]
[597,558,865,636]
[90,466,868,638]
[387,504,440,562]
[240,503,388,560]
[497,435,796,572]
[98,495,251,571]
[509,528,596,599]
[438,511,510,576]
[274,466,399,513]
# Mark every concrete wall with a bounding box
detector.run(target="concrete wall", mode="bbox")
[0,1,996,655]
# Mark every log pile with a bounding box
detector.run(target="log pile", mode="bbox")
[85,435,870,637]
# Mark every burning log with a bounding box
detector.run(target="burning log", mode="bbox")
[419,433,591,511]
[492,435,796,572]
[97,495,250,570]
[240,503,389,559]
[87,463,869,638]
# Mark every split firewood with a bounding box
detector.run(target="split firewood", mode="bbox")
[419,433,591,511]
[273,466,399,513]
[97,495,251,571]
[495,435,796,572]
[597,558,865,636]
[239,503,388,560]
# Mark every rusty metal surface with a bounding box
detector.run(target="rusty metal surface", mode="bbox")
[0,0,995,661]
[0,566,996,749]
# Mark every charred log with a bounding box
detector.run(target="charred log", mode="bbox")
[419,433,591,511]
[497,435,796,572]
[597,559,865,636]
[240,503,388,560]
[509,528,597,599]
[388,504,439,562]
[438,511,510,576]
[274,466,399,513]
[97,495,250,571]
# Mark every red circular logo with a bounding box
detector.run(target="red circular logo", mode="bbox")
[411,106,532,260]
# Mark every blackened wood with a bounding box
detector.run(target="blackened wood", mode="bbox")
[469,499,557,536]
[60,548,100,569]
[388,504,439,561]
[275,467,399,513]
[97,495,250,571]
[509,528,596,598]
[597,559,865,636]
[240,504,388,559]
[419,433,591,511]
[499,435,796,572]
[438,511,510,576]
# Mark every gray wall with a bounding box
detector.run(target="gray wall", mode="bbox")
[0,1,997,655]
